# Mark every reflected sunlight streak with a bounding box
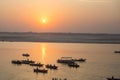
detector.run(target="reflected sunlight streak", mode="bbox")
[41,43,46,63]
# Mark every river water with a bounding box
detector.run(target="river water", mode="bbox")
[0,42,120,80]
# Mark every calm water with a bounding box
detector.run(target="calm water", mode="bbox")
[0,42,120,80]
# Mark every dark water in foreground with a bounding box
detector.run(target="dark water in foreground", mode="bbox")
[0,42,120,80]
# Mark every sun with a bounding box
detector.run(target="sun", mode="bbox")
[42,19,46,23]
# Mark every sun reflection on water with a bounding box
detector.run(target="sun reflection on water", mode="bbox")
[41,43,46,63]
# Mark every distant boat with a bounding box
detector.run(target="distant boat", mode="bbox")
[30,63,43,67]
[73,58,86,62]
[22,53,30,57]
[114,51,120,53]
[107,77,120,80]
[57,57,75,64]
[21,59,35,64]
[68,63,80,68]
[11,60,22,65]
[45,64,58,69]
[33,68,48,73]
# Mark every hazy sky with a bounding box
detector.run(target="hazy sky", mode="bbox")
[0,0,120,33]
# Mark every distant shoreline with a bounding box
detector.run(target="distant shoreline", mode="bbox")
[0,32,120,44]
[1,40,120,44]
[0,32,120,35]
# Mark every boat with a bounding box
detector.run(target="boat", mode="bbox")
[73,58,86,62]
[57,57,75,64]
[45,64,58,69]
[114,51,120,53]
[107,77,120,80]
[33,68,48,73]
[21,59,35,64]
[22,53,30,57]
[68,63,80,68]
[30,63,43,67]
[11,60,22,65]
[52,78,67,80]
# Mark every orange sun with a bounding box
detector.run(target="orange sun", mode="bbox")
[42,19,46,23]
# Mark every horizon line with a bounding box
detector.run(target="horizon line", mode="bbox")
[0,31,120,35]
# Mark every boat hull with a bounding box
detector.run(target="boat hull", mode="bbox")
[107,78,120,80]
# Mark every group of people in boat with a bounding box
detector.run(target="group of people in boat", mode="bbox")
[57,57,86,63]
[72,58,86,62]
[68,63,80,68]
[34,67,48,73]
[114,51,120,53]
[30,62,43,67]
[57,57,86,68]
[12,53,35,65]
[11,60,22,65]
[22,53,30,57]
[11,53,58,74]
[57,57,75,64]
[52,78,67,80]
[46,64,58,69]
[107,76,120,80]
[11,59,35,65]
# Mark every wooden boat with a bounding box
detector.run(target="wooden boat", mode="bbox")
[107,78,120,80]
[114,51,120,53]
[30,63,43,67]
[57,57,75,64]
[45,64,58,69]
[68,63,80,68]
[21,59,35,64]
[11,60,22,65]
[34,68,48,73]
[73,58,86,62]
[22,53,30,57]
[107,77,120,80]
[52,78,67,80]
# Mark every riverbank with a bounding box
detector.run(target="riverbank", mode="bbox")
[0,32,120,44]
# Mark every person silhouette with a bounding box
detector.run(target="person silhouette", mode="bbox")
[64,78,67,80]
[112,76,114,79]
[52,78,54,80]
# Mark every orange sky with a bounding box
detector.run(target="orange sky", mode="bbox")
[0,0,120,33]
